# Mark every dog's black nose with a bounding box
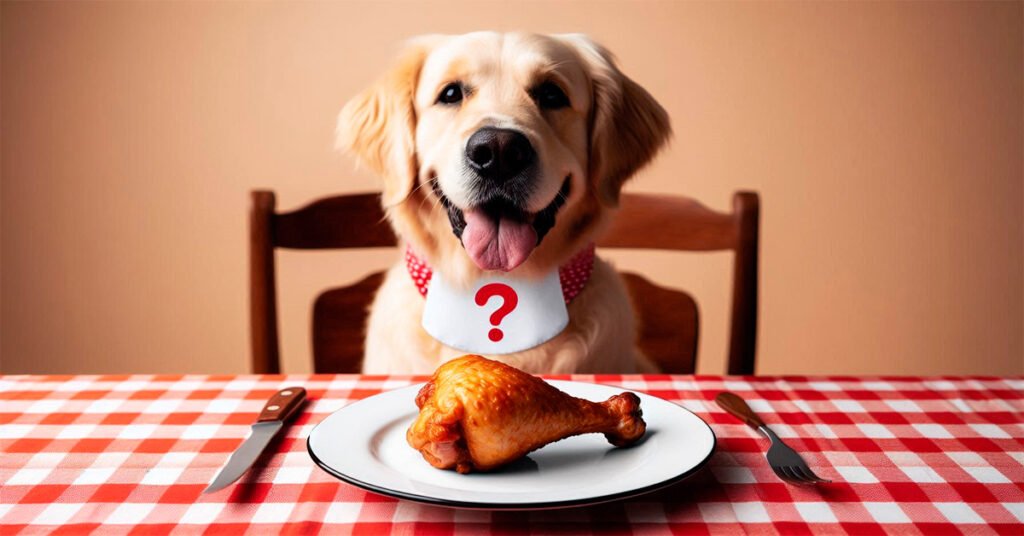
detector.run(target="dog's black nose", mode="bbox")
[465,127,535,182]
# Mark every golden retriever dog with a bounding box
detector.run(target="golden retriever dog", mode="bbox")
[337,32,670,374]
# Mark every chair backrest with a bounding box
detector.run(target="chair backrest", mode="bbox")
[250,190,758,375]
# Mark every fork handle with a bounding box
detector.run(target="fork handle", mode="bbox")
[715,392,766,429]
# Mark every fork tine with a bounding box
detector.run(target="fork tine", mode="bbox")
[792,464,831,484]
[780,465,810,484]
[778,465,807,484]
[788,465,822,485]
[771,464,798,484]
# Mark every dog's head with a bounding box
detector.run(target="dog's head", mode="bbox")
[338,32,670,283]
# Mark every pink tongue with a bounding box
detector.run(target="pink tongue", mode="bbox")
[462,209,538,272]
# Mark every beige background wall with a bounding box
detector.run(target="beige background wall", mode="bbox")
[2,1,1021,376]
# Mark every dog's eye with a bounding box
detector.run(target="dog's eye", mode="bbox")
[532,81,570,110]
[437,83,464,105]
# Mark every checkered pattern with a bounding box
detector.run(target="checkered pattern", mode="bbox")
[2,375,1022,535]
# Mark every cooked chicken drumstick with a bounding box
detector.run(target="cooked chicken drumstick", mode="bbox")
[407,355,646,473]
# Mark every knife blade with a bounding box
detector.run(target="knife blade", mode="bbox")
[204,386,306,493]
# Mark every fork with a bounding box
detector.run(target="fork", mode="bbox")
[715,392,831,485]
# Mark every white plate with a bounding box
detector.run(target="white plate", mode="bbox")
[307,380,715,509]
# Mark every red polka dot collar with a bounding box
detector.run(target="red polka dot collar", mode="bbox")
[405,243,596,304]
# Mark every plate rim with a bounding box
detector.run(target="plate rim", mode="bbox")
[306,380,717,510]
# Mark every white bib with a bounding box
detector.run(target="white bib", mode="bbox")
[421,270,569,355]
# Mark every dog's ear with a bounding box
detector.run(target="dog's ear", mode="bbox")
[560,35,671,207]
[337,37,439,206]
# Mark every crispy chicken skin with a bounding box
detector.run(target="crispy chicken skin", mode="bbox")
[406,355,646,473]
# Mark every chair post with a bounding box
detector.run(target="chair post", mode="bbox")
[250,190,281,374]
[727,191,759,375]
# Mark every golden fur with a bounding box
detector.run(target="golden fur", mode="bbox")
[337,32,670,374]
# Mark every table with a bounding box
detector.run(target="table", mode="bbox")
[2,374,1022,535]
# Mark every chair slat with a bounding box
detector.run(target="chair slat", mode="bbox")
[274,193,397,250]
[312,272,386,374]
[621,272,698,374]
[600,193,737,251]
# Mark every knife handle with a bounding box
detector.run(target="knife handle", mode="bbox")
[257,387,306,423]
[715,391,765,429]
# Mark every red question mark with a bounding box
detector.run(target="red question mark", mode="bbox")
[474,283,519,342]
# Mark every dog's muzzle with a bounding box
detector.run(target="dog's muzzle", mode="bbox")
[431,175,570,272]
[424,127,570,272]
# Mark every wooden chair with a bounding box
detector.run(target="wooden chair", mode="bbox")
[251,190,758,375]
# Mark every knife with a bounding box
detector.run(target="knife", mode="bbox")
[204,386,306,493]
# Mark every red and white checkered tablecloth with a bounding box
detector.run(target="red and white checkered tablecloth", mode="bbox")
[1,374,1022,535]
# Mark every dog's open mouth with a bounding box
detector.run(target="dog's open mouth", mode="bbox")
[431,177,570,272]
